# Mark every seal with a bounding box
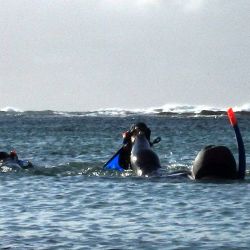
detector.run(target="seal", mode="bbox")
[130,131,161,176]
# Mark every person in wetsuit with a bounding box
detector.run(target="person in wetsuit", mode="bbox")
[118,122,152,170]
[0,150,33,169]
[0,150,17,161]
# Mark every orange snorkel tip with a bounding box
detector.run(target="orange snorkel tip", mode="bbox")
[227,107,237,126]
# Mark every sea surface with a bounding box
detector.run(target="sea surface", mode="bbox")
[0,106,250,249]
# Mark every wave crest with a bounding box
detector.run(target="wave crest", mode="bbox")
[1,103,250,116]
[0,106,23,112]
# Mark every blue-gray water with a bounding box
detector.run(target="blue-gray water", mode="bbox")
[0,111,250,249]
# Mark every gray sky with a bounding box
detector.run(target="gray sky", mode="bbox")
[0,0,249,111]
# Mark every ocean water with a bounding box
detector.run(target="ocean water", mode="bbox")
[0,107,250,249]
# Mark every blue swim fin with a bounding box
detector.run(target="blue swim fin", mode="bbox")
[103,148,124,171]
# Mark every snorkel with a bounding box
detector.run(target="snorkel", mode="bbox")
[227,108,246,179]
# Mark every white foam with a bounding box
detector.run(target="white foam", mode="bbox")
[1,103,250,115]
[153,103,222,114]
[0,106,23,112]
[233,104,250,112]
[84,103,250,116]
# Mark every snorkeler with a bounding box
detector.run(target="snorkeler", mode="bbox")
[0,150,33,169]
[190,108,246,180]
[0,150,17,161]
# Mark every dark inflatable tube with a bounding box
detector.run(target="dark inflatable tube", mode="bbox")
[192,145,237,179]
[130,132,161,176]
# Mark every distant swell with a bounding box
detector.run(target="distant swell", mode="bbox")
[1,104,250,117]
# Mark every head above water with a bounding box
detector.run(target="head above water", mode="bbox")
[192,145,237,179]
[10,150,18,160]
[130,122,148,131]
[130,122,151,141]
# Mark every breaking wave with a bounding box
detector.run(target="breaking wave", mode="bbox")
[1,103,250,117]
[0,106,23,112]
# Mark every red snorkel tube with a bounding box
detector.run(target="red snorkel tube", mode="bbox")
[227,108,246,179]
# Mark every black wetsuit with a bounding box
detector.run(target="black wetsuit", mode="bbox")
[0,152,10,161]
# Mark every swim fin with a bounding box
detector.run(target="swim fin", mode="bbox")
[103,148,124,171]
